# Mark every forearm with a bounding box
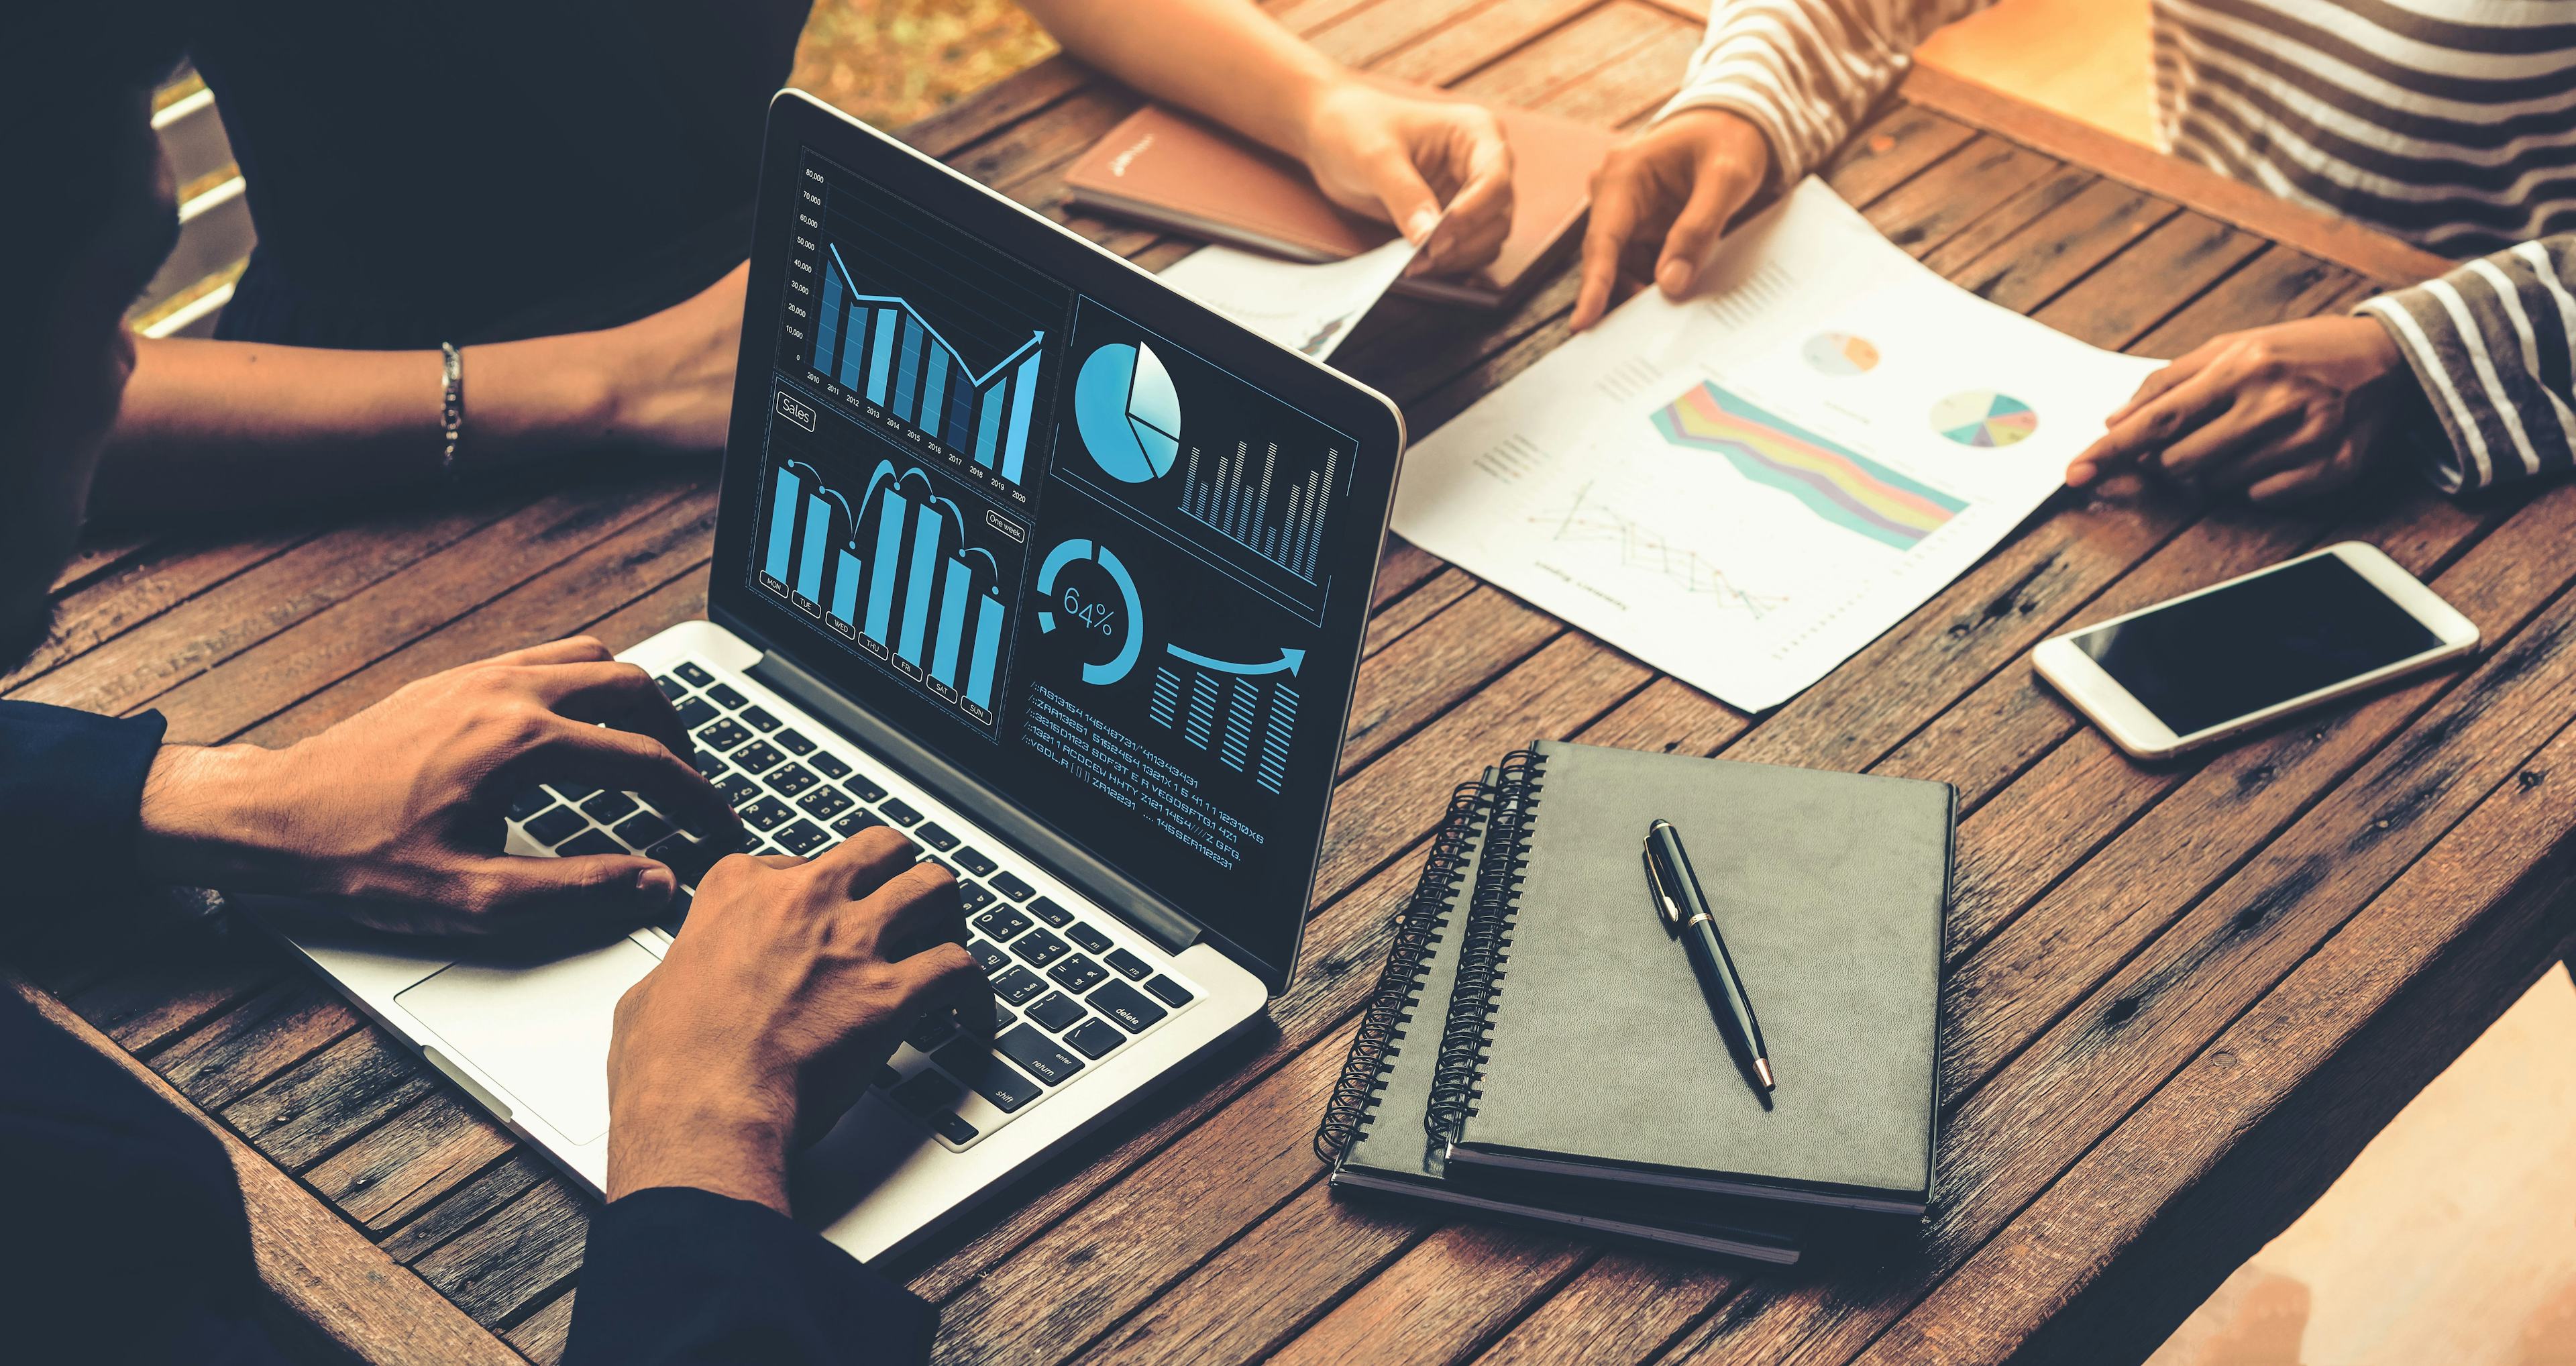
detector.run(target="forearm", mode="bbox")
[1021,0,1340,161]
[95,331,614,523]
[2356,234,2576,493]
[1660,0,1997,186]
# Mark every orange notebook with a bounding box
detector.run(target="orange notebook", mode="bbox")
[1063,91,1610,309]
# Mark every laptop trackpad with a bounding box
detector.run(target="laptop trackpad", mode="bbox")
[394,937,659,1146]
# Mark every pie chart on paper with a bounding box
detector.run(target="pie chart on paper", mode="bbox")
[1931,390,2040,448]
[1803,331,1880,376]
[1075,342,1184,482]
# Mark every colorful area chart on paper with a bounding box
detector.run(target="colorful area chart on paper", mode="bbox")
[1651,381,1968,550]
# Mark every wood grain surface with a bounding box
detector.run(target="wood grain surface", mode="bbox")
[11,2,2565,1363]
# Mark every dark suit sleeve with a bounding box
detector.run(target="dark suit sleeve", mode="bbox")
[567,1187,937,1365]
[0,700,166,925]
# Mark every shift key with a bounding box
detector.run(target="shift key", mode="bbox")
[934,1039,1042,1113]
[995,1024,1083,1086]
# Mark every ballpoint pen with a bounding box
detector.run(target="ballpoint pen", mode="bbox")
[1644,819,1775,1093]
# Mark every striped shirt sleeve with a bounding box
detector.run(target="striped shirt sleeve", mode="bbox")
[1656,1,1999,185]
[2356,236,2576,494]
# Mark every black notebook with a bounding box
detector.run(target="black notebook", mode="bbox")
[1312,772,1804,1262]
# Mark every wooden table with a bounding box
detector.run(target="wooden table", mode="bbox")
[17,2,2576,1363]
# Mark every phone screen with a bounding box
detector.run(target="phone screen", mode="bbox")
[2072,554,2443,737]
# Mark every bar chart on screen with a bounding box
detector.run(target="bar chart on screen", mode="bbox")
[758,448,1026,731]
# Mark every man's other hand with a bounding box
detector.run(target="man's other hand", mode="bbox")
[1572,107,1772,331]
[2068,315,2416,506]
[1297,79,1515,278]
[136,636,740,935]
[604,830,986,1214]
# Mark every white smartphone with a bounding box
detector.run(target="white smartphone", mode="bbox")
[2031,542,2480,760]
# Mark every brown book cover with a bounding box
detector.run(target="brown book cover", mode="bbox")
[1063,91,1610,309]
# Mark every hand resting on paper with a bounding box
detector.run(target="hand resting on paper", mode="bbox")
[2063,315,2420,507]
[1572,107,1774,331]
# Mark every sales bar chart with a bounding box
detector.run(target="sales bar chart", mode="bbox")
[807,244,1045,488]
[1177,442,1335,584]
[756,456,1016,725]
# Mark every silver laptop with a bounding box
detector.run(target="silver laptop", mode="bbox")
[275,89,1405,1263]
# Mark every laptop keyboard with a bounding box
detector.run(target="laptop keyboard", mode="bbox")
[500,655,1201,1151]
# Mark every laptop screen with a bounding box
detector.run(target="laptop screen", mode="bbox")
[720,127,1393,986]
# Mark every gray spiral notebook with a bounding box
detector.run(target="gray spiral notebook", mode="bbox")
[1430,741,1953,1216]
[1312,772,1803,1262]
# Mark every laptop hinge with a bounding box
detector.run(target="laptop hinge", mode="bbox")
[743,648,1203,957]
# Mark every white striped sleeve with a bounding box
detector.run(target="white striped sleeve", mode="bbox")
[1654,0,2000,185]
[2356,235,2576,494]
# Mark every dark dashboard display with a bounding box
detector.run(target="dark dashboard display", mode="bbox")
[2073,554,2440,737]
[726,138,1386,985]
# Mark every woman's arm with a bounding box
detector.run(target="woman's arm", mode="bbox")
[93,262,744,524]
[1022,0,1514,274]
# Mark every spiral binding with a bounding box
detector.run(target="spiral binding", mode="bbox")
[1313,779,1491,1165]
[1424,747,1545,1154]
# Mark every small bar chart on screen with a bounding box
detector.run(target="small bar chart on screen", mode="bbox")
[781,152,1071,511]
[756,437,1028,731]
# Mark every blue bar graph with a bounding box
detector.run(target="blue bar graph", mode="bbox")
[967,591,1005,711]
[830,550,860,633]
[898,508,941,667]
[763,466,800,589]
[931,559,971,688]
[808,246,1044,484]
[867,490,906,644]
[796,494,830,610]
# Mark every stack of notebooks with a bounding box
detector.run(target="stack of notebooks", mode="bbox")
[1313,741,1955,1263]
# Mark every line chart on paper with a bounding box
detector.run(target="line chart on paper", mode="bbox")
[1531,482,1792,617]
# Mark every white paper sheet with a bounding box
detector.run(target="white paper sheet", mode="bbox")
[1157,235,1420,362]
[1390,177,2162,712]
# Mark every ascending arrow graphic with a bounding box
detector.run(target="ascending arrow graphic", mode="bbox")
[1165,644,1305,677]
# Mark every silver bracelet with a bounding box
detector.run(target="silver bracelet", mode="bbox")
[438,342,464,481]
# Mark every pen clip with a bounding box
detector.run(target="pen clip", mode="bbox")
[1643,839,1683,932]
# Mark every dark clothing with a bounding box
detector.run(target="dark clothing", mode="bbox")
[186,0,810,348]
[0,700,931,1363]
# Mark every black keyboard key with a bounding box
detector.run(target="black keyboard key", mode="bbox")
[1027,896,1073,927]
[845,774,888,803]
[1063,1019,1125,1059]
[953,847,998,878]
[558,829,624,858]
[655,886,694,936]
[507,788,555,821]
[581,790,639,824]
[1089,980,1169,1032]
[696,719,751,751]
[878,798,921,827]
[967,939,1011,975]
[990,871,1035,902]
[764,763,818,798]
[892,1069,964,1117]
[958,883,996,914]
[691,746,727,778]
[523,805,587,847]
[706,682,749,709]
[1065,922,1113,955]
[612,810,674,849]
[1106,949,1152,982]
[646,833,725,886]
[739,705,781,733]
[874,1064,901,1092]
[831,809,883,837]
[906,1010,961,1052]
[990,966,1045,1006]
[740,796,794,831]
[935,1112,979,1145]
[810,751,851,779]
[773,820,829,856]
[1048,955,1107,995]
[972,906,1032,941]
[654,673,688,700]
[1144,975,1195,1007]
[675,661,714,686]
[732,741,784,775]
[716,774,761,809]
[797,787,853,821]
[914,823,960,852]
[996,1024,1083,1086]
[672,696,718,730]
[1026,992,1087,1033]
[548,781,602,803]
[1011,928,1069,967]
[775,728,817,756]
[935,1043,1042,1114]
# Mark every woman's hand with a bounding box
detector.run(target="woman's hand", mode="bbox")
[2068,315,2418,507]
[1296,79,1514,278]
[1573,107,1774,331]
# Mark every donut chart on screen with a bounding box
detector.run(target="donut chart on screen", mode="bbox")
[1931,390,2039,448]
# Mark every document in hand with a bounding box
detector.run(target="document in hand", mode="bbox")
[1391,178,2163,711]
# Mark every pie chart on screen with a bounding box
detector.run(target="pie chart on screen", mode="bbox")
[1931,390,2040,448]
[1075,342,1183,482]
